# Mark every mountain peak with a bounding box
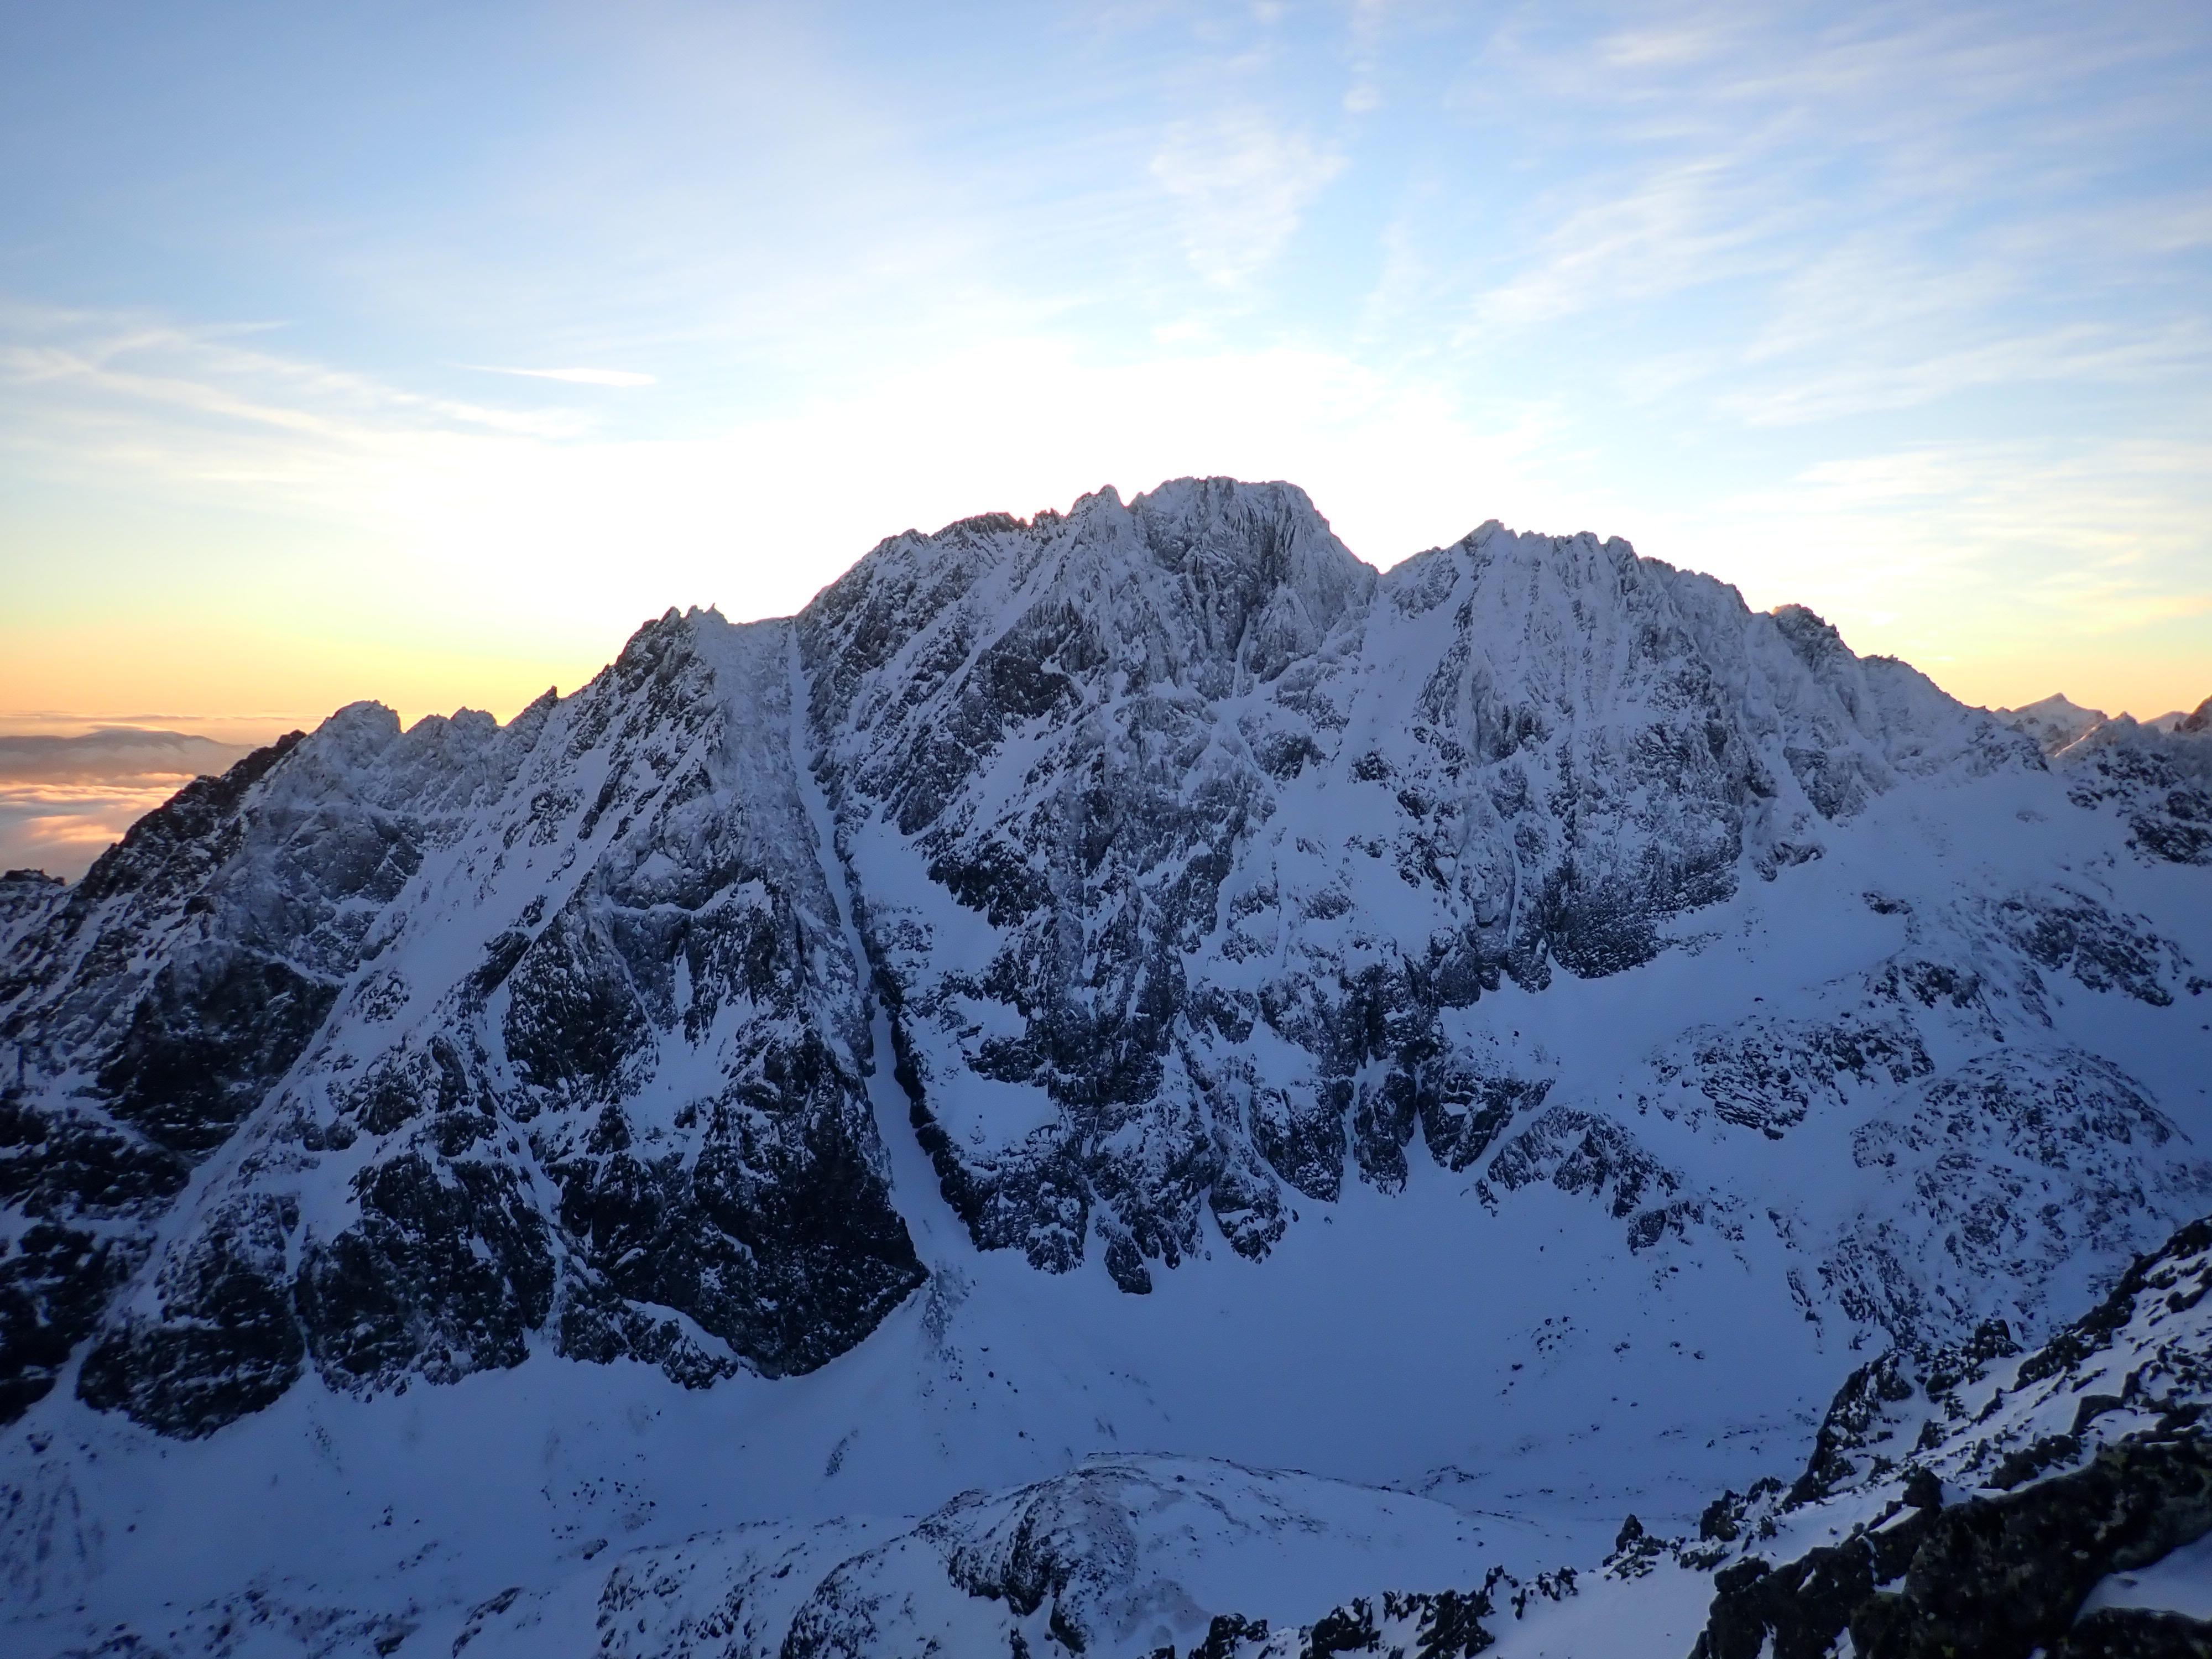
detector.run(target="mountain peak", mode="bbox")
[1996,692,2107,755]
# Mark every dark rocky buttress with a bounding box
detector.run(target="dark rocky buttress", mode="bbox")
[2,612,920,1435]
[799,481,2046,1292]
[1685,1211,2212,1659]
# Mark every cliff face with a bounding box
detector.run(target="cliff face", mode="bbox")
[802,482,2068,1302]
[3,613,921,1434]
[1672,1213,2212,1659]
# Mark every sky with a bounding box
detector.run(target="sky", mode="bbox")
[2,0,2209,876]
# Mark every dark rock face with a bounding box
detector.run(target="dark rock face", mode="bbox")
[1852,1435,2211,1659]
[1999,888,2186,1005]
[1693,1435,2212,1659]
[802,483,1378,1284]
[543,1027,922,1377]
[1659,1008,1934,1141]
[1115,1566,1582,1656]
[802,481,2047,1293]
[1687,1211,2212,1659]
[1,613,920,1434]
[1478,1105,1694,1251]
[0,1215,152,1425]
[2056,1609,2212,1658]
[1227,1589,1499,1658]
[0,735,334,1424]
[1828,1050,2202,1334]
[293,1153,554,1395]
[79,1193,306,1435]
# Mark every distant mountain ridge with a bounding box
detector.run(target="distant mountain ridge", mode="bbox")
[2000,692,2212,868]
[0,728,252,784]
[0,727,259,884]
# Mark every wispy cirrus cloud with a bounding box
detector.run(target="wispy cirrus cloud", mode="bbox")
[461,365,657,388]
[1150,111,1345,288]
[0,302,592,447]
[1444,1,2212,399]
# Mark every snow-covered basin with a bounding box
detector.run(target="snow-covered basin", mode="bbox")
[4,1120,1837,1634]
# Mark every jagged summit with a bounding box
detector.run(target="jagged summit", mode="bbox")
[1999,692,2108,755]
[812,478,1372,722]
[1981,681,2212,868]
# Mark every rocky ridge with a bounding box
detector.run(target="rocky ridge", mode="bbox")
[1669,1209,2212,1658]
[2003,693,2212,867]
[3,615,920,1433]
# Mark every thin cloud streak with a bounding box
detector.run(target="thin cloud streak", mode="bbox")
[462,366,658,388]
[1150,111,1346,288]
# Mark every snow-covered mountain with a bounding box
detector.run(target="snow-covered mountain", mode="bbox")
[3,479,2208,1656]
[1997,693,2110,757]
[2020,694,2212,869]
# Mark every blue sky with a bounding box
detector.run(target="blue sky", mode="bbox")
[2,0,2208,733]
